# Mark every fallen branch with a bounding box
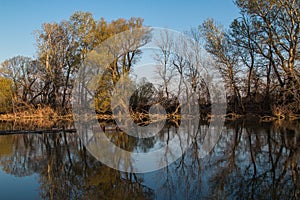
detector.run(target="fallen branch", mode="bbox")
[0,129,77,135]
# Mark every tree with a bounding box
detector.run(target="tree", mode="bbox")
[130,78,156,112]
[0,77,13,113]
[154,30,176,101]
[105,17,150,86]
[0,56,40,109]
[36,22,70,110]
[200,19,243,112]
[231,0,300,114]
[198,0,300,115]
[36,12,99,113]
[87,18,151,113]
[35,12,149,114]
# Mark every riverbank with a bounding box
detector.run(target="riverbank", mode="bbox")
[1,107,300,125]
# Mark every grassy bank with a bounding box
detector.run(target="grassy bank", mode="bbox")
[1,106,300,125]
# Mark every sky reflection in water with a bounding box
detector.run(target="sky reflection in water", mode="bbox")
[0,119,299,199]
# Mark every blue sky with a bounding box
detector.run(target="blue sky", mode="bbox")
[0,0,240,63]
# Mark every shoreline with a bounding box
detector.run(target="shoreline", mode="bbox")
[1,111,300,123]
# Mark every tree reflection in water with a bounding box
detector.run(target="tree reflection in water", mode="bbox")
[0,119,299,199]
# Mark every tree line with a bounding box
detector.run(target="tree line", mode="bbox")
[0,12,145,115]
[0,0,299,118]
[200,0,300,117]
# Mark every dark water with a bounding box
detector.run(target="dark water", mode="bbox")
[0,119,299,200]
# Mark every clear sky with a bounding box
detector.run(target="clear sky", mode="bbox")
[0,0,240,63]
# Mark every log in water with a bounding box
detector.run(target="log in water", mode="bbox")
[0,129,77,135]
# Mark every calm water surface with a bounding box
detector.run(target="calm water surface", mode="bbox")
[0,119,299,200]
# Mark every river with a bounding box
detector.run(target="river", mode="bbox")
[0,119,299,199]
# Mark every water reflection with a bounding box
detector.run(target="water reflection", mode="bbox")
[0,119,299,199]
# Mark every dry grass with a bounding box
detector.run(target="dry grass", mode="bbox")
[1,105,299,128]
[0,106,73,122]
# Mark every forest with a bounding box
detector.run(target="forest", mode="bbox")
[0,0,299,121]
